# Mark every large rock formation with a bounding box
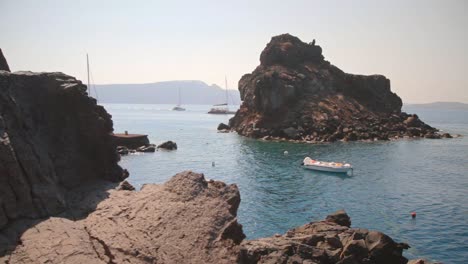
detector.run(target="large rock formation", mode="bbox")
[1,171,415,264]
[0,49,10,72]
[229,34,446,142]
[0,71,125,230]
[1,171,244,263]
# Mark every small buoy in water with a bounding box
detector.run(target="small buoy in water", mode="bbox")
[212,161,215,167]
[411,212,416,218]
[284,151,289,155]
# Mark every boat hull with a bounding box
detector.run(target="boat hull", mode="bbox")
[303,164,352,173]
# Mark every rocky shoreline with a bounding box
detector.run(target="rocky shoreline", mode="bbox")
[1,171,428,264]
[228,34,451,143]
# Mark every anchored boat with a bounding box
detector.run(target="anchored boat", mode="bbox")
[172,87,186,111]
[302,157,353,175]
[208,76,236,115]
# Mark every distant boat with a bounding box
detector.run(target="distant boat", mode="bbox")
[302,157,353,175]
[172,87,185,111]
[208,77,236,114]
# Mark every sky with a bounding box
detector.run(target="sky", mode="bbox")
[1,0,467,103]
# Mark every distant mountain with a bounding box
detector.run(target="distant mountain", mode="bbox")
[405,102,468,111]
[94,80,240,105]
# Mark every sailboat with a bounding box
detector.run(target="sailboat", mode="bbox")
[172,87,186,111]
[208,77,236,114]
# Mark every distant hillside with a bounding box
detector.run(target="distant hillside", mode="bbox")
[94,80,240,105]
[405,102,468,111]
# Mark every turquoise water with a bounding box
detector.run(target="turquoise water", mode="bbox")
[104,104,468,264]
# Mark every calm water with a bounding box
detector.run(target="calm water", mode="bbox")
[104,103,468,264]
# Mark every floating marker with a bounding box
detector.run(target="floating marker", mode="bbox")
[284,151,289,155]
[411,212,416,218]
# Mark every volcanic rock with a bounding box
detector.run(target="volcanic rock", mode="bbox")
[0,49,10,72]
[1,172,416,264]
[218,122,230,131]
[229,34,449,141]
[239,210,409,264]
[0,71,125,231]
[116,180,135,191]
[326,209,351,227]
[1,171,244,263]
[157,140,178,150]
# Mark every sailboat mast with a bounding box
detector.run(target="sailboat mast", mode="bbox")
[225,76,228,109]
[86,54,90,95]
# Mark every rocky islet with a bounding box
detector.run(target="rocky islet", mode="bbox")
[229,34,450,142]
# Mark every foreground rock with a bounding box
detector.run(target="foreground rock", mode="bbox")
[157,140,178,150]
[1,171,244,263]
[1,172,416,264]
[0,71,125,230]
[0,48,10,72]
[240,210,409,264]
[229,34,449,142]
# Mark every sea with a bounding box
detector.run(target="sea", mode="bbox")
[103,103,468,264]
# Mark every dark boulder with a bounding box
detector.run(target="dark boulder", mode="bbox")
[326,209,351,227]
[217,123,230,130]
[157,140,178,150]
[365,231,410,264]
[441,133,452,138]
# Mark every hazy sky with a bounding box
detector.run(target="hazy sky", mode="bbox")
[1,0,467,103]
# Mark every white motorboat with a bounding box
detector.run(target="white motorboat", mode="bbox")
[302,157,353,175]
